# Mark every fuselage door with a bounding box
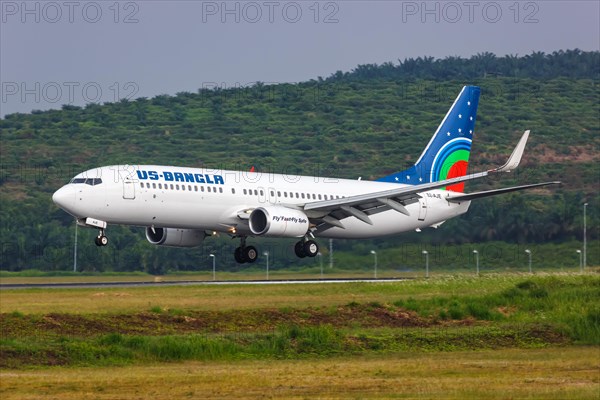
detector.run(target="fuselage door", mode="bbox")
[123,179,136,200]
[418,197,428,221]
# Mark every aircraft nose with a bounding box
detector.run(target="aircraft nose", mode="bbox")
[52,185,75,213]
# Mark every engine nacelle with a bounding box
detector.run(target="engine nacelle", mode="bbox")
[249,206,309,237]
[145,227,205,247]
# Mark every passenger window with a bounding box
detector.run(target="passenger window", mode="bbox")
[219,187,223,193]
[318,194,322,200]
[201,186,205,192]
[301,193,305,199]
[277,191,281,197]
[170,184,174,190]
[254,190,258,196]
[152,183,157,189]
[159,183,162,189]
[232,188,235,194]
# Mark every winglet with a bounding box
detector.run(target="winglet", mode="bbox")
[494,130,529,173]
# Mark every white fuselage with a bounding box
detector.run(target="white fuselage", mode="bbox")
[53,165,471,239]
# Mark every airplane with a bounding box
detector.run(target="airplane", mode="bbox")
[52,85,560,264]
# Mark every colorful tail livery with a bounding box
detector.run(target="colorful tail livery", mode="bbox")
[378,85,480,192]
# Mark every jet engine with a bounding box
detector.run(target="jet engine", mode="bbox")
[145,227,205,247]
[249,206,310,237]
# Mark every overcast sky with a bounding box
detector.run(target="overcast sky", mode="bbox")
[1,0,598,116]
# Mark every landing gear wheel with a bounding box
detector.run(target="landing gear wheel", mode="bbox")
[295,241,306,258]
[234,247,245,263]
[244,246,258,263]
[303,240,319,257]
[233,237,259,264]
[95,235,108,247]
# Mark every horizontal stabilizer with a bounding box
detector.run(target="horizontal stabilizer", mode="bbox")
[447,181,561,202]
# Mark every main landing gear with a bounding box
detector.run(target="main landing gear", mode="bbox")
[294,239,319,258]
[94,229,108,247]
[234,237,258,264]
[233,237,320,264]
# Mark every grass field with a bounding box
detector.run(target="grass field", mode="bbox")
[1,348,598,399]
[1,273,599,399]
[0,272,584,314]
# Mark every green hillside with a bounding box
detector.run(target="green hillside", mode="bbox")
[1,51,598,272]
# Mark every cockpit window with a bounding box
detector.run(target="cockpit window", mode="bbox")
[70,178,103,186]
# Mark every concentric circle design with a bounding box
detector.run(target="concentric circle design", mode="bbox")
[429,138,472,192]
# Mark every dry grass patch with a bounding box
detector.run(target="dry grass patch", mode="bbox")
[1,347,598,399]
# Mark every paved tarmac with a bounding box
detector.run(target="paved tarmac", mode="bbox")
[0,277,410,290]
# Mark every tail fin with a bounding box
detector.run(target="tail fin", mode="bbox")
[378,85,480,192]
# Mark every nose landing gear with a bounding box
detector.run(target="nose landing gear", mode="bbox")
[95,230,108,247]
[78,218,109,247]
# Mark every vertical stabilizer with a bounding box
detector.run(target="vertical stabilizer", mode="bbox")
[378,86,480,192]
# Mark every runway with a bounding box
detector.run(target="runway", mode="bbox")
[0,277,410,290]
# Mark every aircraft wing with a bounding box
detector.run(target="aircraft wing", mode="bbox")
[446,181,561,202]
[302,131,560,227]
